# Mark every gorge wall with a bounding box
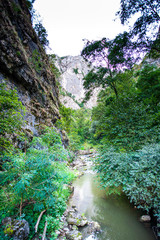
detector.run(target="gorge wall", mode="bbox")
[0,0,60,137]
[56,55,99,109]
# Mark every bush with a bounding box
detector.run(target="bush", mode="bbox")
[0,83,25,159]
[95,144,160,218]
[0,127,75,239]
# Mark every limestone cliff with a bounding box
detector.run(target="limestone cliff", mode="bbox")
[0,0,60,136]
[56,55,99,109]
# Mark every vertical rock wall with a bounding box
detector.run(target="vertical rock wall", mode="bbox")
[0,0,60,135]
[56,55,99,109]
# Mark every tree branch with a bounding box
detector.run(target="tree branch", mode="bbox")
[42,221,48,240]
[35,210,46,233]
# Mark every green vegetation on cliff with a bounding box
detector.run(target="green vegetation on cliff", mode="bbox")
[0,83,25,160]
[0,127,74,239]
[0,86,74,239]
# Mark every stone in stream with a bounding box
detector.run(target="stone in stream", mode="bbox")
[66,209,88,226]
[87,221,101,233]
[140,215,151,222]
[66,229,83,240]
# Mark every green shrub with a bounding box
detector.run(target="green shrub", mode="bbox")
[0,83,25,158]
[95,144,160,218]
[0,127,75,239]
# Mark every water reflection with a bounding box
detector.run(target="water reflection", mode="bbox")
[70,173,155,240]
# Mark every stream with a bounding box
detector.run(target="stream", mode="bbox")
[69,153,155,240]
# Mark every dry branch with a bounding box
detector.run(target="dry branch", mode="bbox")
[42,221,48,240]
[35,209,46,233]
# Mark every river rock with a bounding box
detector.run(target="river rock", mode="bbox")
[66,229,83,240]
[140,215,151,222]
[2,217,30,240]
[67,209,88,227]
[83,221,101,236]
[89,221,101,232]
[77,150,92,155]
[68,185,74,193]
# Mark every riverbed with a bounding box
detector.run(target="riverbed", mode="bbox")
[69,153,155,240]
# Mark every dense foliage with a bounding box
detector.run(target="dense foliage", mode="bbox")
[0,83,25,160]
[113,0,160,60]
[95,144,160,218]
[91,65,160,150]
[81,26,160,220]
[90,63,160,218]
[1,1,160,238]
[117,0,160,52]
[34,22,49,47]
[57,106,93,151]
[81,36,138,102]
[0,127,74,239]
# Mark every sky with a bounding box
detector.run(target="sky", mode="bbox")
[33,0,127,57]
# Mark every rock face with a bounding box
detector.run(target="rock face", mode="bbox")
[56,55,99,109]
[2,217,30,240]
[145,57,160,67]
[56,206,101,240]
[65,225,83,240]
[0,0,60,136]
[66,208,88,227]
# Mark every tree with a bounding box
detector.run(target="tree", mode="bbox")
[117,0,160,52]
[34,22,49,47]
[81,37,135,100]
[136,64,160,106]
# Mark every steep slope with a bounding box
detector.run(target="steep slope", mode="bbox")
[0,0,60,136]
[56,55,100,109]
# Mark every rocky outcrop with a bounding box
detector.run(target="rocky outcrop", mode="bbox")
[56,55,100,109]
[2,217,30,240]
[56,206,100,240]
[65,225,83,240]
[66,208,88,227]
[0,0,60,136]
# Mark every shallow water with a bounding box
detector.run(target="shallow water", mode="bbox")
[70,172,155,240]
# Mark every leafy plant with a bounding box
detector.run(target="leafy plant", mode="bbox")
[95,144,160,218]
[34,22,49,47]
[117,0,160,53]
[0,127,75,239]
[91,65,160,150]
[0,83,25,160]
[73,68,79,74]
[136,64,160,106]
[48,54,61,79]
[29,49,44,73]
